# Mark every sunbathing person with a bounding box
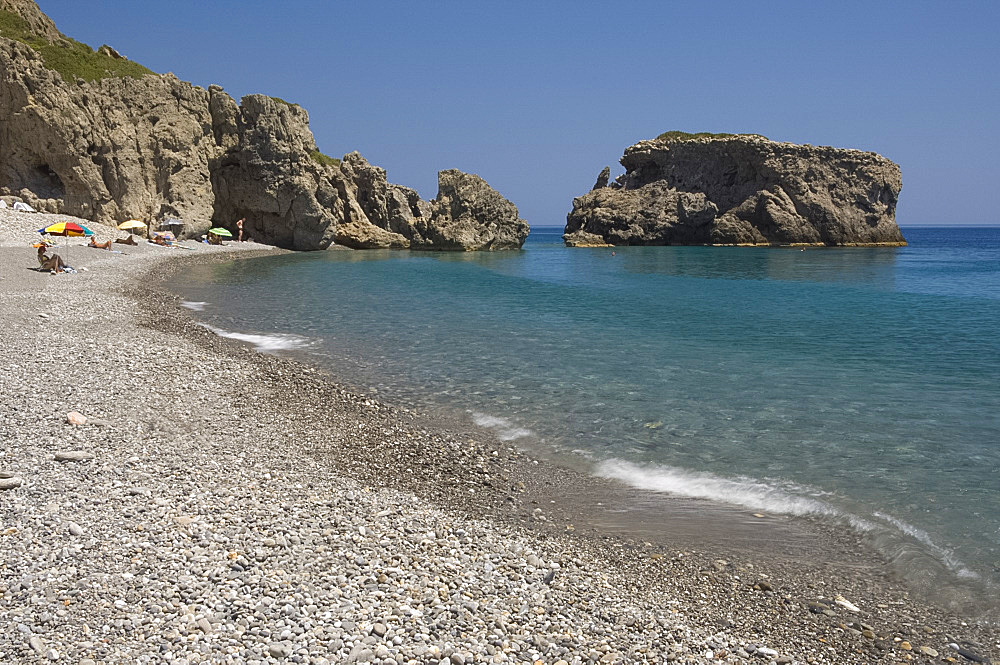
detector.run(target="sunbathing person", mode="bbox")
[115,235,138,245]
[37,245,69,273]
[88,238,112,250]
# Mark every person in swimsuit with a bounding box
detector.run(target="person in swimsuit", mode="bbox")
[36,244,69,272]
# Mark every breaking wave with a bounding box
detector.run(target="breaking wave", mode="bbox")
[595,458,982,583]
[199,323,312,354]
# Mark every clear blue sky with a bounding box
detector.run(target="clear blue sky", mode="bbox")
[38,1,1000,226]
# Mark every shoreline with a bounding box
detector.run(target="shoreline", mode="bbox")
[148,254,997,637]
[155,246,997,618]
[1,210,996,663]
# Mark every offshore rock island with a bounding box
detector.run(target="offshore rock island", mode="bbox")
[0,0,528,250]
[564,132,906,247]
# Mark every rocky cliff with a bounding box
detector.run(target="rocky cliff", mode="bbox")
[0,0,528,250]
[333,159,528,251]
[564,133,905,247]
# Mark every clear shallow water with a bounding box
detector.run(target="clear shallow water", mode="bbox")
[171,227,1000,613]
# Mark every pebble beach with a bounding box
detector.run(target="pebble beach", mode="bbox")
[1,209,997,664]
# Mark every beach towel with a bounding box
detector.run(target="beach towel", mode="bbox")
[13,202,35,212]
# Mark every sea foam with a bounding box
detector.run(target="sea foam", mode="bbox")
[596,458,841,518]
[595,458,982,584]
[470,412,533,441]
[199,323,312,354]
[180,300,208,311]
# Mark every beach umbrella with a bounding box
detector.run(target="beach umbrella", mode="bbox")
[207,227,232,237]
[160,218,185,235]
[118,219,147,239]
[38,221,94,237]
[37,221,94,264]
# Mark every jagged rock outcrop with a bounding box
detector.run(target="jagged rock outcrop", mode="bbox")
[591,166,610,191]
[421,170,528,250]
[209,92,342,249]
[0,0,528,250]
[335,165,529,251]
[333,152,431,249]
[565,134,905,247]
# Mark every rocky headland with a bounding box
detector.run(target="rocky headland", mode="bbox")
[0,0,528,250]
[564,132,906,247]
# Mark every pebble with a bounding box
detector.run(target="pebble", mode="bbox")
[53,450,94,462]
[66,411,87,425]
[834,595,860,612]
[0,476,22,490]
[268,642,292,659]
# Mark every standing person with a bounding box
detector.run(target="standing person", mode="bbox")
[236,218,245,242]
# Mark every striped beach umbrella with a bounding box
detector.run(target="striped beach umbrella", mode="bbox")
[38,221,94,237]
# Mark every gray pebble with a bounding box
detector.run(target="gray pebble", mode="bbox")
[0,476,22,490]
[53,451,94,462]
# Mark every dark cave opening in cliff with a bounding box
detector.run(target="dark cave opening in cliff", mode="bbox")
[20,163,67,200]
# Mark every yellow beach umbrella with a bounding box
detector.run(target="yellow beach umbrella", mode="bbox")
[117,220,146,230]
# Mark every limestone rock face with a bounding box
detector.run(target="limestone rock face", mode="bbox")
[0,0,60,41]
[0,0,528,251]
[0,39,218,230]
[333,152,430,249]
[335,165,529,251]
[210,94,342,250]
[419,170,529,250]
[565,135,905,246]
[563,230,612,248]
[591,166,610,191]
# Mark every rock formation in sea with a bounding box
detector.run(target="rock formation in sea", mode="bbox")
[564,132,905,247]
[0,0,528,250]
[333,159,529,251]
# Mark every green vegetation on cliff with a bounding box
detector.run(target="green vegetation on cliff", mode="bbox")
[309,150,341,168]
[656,130,767,142]
[0,10,153,81]
[269,96,300,108]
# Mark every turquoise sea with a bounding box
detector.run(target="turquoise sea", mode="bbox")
[170,226,1000,616]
